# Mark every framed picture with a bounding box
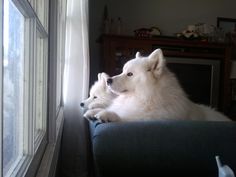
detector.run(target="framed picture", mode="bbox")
[217,17,236,33]
[217,17,236,59]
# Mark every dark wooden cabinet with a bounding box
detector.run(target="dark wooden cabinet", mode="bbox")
[99,34,232,116]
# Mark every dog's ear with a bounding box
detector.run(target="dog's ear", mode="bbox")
[148,49,165,76]
[135,51,141,58]
[100,72,109,87]
[101,72,109,82]
[97,73,102,81]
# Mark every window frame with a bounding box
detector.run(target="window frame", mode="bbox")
[2,1,31,176]
[34,19,48,152]
[0,0,50,176]
[48,0,66,143]
[0,0,65,176]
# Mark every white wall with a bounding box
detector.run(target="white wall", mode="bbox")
[105,0,236,35]
[89,0,236,82]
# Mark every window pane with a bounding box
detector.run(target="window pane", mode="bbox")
[3,0,25,176]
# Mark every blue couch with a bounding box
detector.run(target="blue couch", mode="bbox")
[89,120,236,177]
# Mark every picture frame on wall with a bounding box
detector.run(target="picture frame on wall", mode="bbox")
[217,17,236,33]
[217,17,236,59]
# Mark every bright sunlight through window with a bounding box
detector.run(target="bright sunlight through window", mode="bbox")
[3,0,25,176]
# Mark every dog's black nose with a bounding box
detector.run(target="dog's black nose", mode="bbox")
[107,78,113,85]
[80,102,84,107]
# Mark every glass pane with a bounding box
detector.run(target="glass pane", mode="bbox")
[3,0,25,176]
[35,33,45,138]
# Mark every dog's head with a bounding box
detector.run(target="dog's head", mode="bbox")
[80,72,113,109]
[107,49,166,95]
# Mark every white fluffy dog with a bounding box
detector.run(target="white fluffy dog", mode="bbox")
[80,72,117,120]
[95,49,230,122]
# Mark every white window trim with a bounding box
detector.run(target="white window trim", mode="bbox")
[15,16,35,177]
[34,19,48,153]
[12,0,35,18]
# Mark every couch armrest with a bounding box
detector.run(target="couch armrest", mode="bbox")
[90,120,236,177]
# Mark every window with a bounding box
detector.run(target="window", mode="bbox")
[3,1,25,176]
[0,0,50,176]
[0,0,65,176]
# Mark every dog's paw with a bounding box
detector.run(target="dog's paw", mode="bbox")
[95,111,121,123]
[83,109,99,121]
[94,111,109,123]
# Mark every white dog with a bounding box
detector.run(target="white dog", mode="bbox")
[80,72,117,120]
[95,49,230,122]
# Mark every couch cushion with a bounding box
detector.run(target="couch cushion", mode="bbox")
[90,120,236,177]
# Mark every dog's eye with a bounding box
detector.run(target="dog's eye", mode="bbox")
[93,96,97,99]
[127,72,133,77]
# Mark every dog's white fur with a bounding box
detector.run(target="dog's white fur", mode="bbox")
[81,72,117,119]
[95,49,230,122]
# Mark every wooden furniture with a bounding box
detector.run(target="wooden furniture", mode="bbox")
[99,34,232,116]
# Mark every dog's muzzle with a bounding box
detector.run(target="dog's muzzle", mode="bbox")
[107,78,113,85]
